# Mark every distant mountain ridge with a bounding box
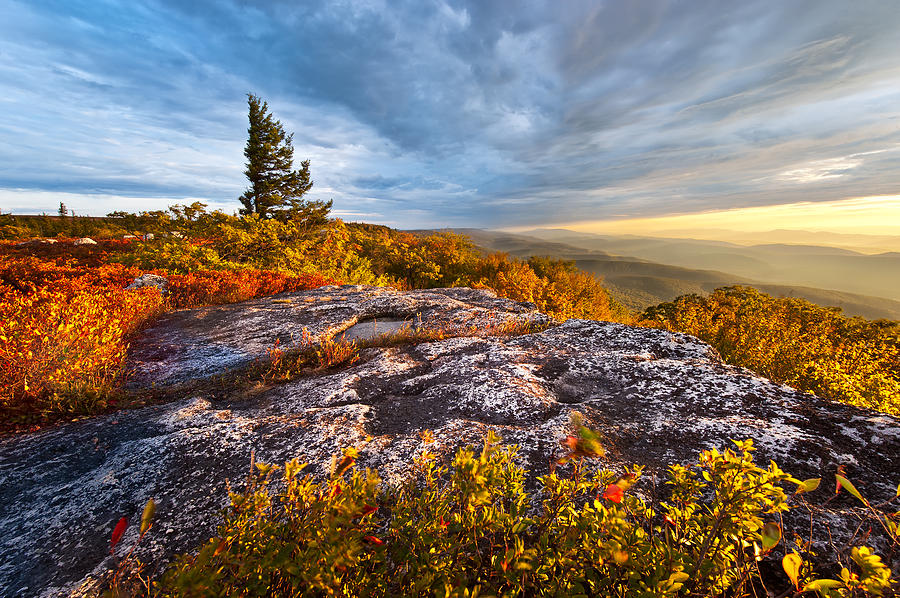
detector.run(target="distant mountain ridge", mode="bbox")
[520,229,900,304]
[448,228,900,320]
[650,228,900,254]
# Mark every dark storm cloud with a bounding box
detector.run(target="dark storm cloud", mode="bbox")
[1,0,899,227]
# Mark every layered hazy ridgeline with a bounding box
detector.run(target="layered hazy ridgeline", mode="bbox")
[461,228,900,319]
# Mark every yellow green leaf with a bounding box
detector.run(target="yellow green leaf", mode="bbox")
[783,552,802,589]
[802,579,844,597]
[835,474,867,505]
[761,521,781,551]
[140,498,156,535]
[794,478,821,493]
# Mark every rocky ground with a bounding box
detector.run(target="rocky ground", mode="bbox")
[1,285,898,596]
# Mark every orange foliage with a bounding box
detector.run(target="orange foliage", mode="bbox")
[166,270,339,308]
[0,238,137,268]
[0,253,141,289]
[0,265,166,416]
[0,249,339,420]
[474,253,620,322]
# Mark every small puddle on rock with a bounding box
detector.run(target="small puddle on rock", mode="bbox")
[341,317,413,341]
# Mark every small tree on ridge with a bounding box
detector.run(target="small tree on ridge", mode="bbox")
[239,93,329,223]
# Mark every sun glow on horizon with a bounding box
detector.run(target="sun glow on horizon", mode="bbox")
[536,195,900,237]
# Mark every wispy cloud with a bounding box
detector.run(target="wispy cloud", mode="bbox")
[1,0,899,229]
[778,156,863,183]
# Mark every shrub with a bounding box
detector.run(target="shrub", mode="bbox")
[114,240,229,273]
[157,430,894,597]
[165,270,340,309]
[643,286,900,414]
[112,218,388,286]
[344,224,627,322]
[0,274,165,418]
[474,254,625,322]
[0,250,338,422]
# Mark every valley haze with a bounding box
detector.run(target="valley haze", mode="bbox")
[455,227,900,320]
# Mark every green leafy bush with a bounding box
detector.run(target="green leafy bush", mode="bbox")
[156,430,894,597]
[114,240,230,274]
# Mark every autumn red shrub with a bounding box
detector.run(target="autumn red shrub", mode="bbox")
[0,250,339,422]
[0,238,138,267]
[0,254,142,290]
[0,271,166,417]
[165,269,340,308]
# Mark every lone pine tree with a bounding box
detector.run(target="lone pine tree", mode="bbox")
[239,93,330,223]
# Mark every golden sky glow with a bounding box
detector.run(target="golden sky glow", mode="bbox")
[545,195,900,237]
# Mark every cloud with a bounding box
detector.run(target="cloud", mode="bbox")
[1,0,899,230]
[778,156,862,184]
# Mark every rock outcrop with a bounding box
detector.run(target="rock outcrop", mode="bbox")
[125,273,168,292]
[1,285,898,596]
[14,238,57,247]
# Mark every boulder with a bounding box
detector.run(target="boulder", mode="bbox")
[72,237,97,246]
[14,238,57,247]
[0,286,897,596]
[125,273,168,292]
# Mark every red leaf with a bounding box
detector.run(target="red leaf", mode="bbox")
[363,535,384,546]
[439,515,449,528]
[361,504,377,516]
[603,484,624,503]
[110,517,128,551]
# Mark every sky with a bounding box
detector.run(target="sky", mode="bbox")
[1,0,900,233]
[548,195,900,237]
